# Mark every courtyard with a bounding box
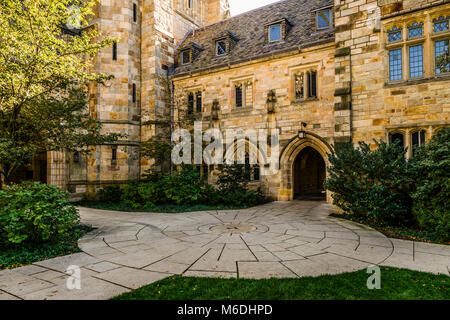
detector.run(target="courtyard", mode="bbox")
[0,201,448,300]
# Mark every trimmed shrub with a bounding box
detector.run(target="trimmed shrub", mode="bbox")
[159,166,209,205]
[121,179,160,209]
[117,164,266,208]
[120,166,211,208]
[324,141,413,226]
[0,182,80,247]
[99,185,122,203]
[408,128,450,242]
[210,164,266,207]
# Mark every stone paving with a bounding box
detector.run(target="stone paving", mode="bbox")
[0,201,449,300]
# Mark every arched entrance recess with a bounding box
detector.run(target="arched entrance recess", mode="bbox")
[279,134,332,202]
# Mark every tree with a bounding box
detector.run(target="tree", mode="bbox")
[0,0,118,185]
[408,128,450,242]
[324,141,414,226]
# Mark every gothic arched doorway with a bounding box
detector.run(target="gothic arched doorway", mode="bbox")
[293,146,326,200]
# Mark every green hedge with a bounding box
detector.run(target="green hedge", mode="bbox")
[409,128,450,242]
[324,141,413,226]
[324,128,450,242]
[99,165,266,209]
[0,182,80,247]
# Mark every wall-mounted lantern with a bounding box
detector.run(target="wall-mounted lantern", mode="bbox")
[211,99,220,120]
[266,90,277,114]
[298,122,307,139]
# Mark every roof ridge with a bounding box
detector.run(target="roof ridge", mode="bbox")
[195,0,291,32]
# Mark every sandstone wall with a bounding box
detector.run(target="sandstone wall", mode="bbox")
[335,0,450,154]
[172,44,336,199]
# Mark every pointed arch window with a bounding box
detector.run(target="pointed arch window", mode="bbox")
[389,132,405,148]
[408,22,423,39]
[388,26,402,43]
[433,16,450,33]
[411,130,426,156]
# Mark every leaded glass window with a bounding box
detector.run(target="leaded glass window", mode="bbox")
[412,130,426,157]
[390,133,404,148]
[435,39,450,74]
[187,92,194,114]
[269,24,282,42]
[409,45,424,78]
[181,50,191,64]
[389,49,403,81]
[196,91,202,113]
[433,16,449,33]
[317,9,332,29]
[295,73,304,100]
[216,39,227,56]
[235,85,243,107]
[308,71,317,98]
[388,27,402,42]
[408,22,423,39]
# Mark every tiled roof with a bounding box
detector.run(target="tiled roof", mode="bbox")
[172,0,334,77]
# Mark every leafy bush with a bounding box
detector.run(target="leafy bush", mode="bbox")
[324,141,413,226]
[0,182,80,247]
[209,165,266,207]
[121,179,160,209]
[99,185,122,203]
[0,225,92,270]
[408,128,450,242]
[216,164,250,192]
[159,167,210,205]
[120,166,211,208]
[110,165,265,209]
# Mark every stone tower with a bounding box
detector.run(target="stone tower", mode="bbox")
[66,0,230,199]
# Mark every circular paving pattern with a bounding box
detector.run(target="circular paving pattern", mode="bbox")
[209,223,257,234]
[3,201,448,300]
[77,201,413,280]
[73,200,449,289]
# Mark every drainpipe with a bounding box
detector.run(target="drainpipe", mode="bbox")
[349,48,353,143]
[169,76,175,174]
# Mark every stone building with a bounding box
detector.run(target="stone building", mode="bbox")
[25,0,449,202]
[171,0,450,202]
[28,0,230,199]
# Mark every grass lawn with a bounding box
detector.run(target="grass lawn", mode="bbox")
[113,267,449,300]
[75,200,258,213]
[330,213,449,245]
[0,225,93,270]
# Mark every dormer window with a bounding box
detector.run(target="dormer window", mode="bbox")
[215,39,227,56]
[181,49,191,65]
[269,24,282,42]
[316,8,332,30]
[265,19,291,44]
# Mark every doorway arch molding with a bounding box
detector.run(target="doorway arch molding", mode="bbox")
[278,132,332,201]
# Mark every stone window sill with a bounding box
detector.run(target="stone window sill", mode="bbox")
[232,106,253,112]
[293,98,319,104]
[385,73,450,87]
